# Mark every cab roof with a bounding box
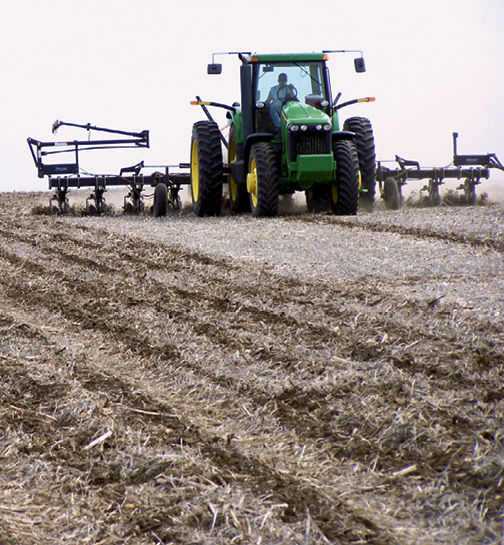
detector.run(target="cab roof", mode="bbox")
[248,53,328,63]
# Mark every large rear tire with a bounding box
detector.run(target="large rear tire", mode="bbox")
[190,121,223,216]
[343,117,376,209]
[331,140,360,215]
[247,142,279,217]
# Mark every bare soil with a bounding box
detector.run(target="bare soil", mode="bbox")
[0,191,503,544]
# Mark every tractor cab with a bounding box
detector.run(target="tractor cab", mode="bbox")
[250,55,331,134]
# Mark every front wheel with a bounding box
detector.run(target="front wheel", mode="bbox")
[332,140,360,215]
[247,142,279,217]
[190,121,223,216]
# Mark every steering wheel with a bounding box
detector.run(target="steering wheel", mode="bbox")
[277,84,298,104]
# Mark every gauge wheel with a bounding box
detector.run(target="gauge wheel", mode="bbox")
[383,177,401,210]
[153,182,168,217]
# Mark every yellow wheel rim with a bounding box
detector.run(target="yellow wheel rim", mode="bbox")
[247,157,258,208]
[191,139,199,202]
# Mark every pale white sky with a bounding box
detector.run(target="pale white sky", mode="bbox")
[1,0,503,193]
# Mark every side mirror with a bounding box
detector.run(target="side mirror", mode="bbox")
[207,63,222,75]
[354,57,366,73]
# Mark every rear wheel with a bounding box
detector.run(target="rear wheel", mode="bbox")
[153,183,168,217]
[190,121,223,216]
[331,140,360,215]
[228,125,250,213]
[344,117,376,208]
[247,142,279,217]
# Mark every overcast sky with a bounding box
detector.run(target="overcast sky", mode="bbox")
[1,0,503,195]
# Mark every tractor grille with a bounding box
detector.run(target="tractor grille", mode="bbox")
[288,130,331,162]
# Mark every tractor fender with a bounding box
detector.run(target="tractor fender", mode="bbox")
[332,130,356,142]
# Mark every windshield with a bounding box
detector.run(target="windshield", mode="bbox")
[254,62,327,106]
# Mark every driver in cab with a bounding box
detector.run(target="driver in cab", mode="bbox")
[265,72,295,129]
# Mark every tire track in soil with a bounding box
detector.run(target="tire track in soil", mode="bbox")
[1,212,503,540]
[0,272,394,544]
[4,217,503,390]
[68,366,394,544]
[0,239,486,431]
[0,317,206,544]
[1,219,500,387]
[1,220,501,444]
[285,212,504,253]
[0,242,496,404]
[2,254,494,490]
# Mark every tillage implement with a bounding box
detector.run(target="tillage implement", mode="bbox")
[27,121,189,215]
[377,132,504,208]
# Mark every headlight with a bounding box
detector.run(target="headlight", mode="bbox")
[323,124,332,131]
[300,125,308,131]
[288,124,299,132]
[315,124,323,131]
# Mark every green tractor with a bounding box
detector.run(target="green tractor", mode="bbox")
[190,51,376,217]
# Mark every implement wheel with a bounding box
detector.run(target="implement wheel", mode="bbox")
[228,125,250,214]
[383,177,400,210]
[247,142,279,217]
[153,182,168,217]
[428,180,441,206]
[190,121,223,216]
[464,179,477,205]
[331,140,360,215]
[344,117,376,209]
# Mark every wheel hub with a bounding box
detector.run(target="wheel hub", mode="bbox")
[247,160,258,207]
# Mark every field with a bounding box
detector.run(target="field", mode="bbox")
[0,191,503,544]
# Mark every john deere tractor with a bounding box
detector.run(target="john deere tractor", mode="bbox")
[190,51,376,217]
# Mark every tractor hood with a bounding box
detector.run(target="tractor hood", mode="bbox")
[281,101,331,127]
